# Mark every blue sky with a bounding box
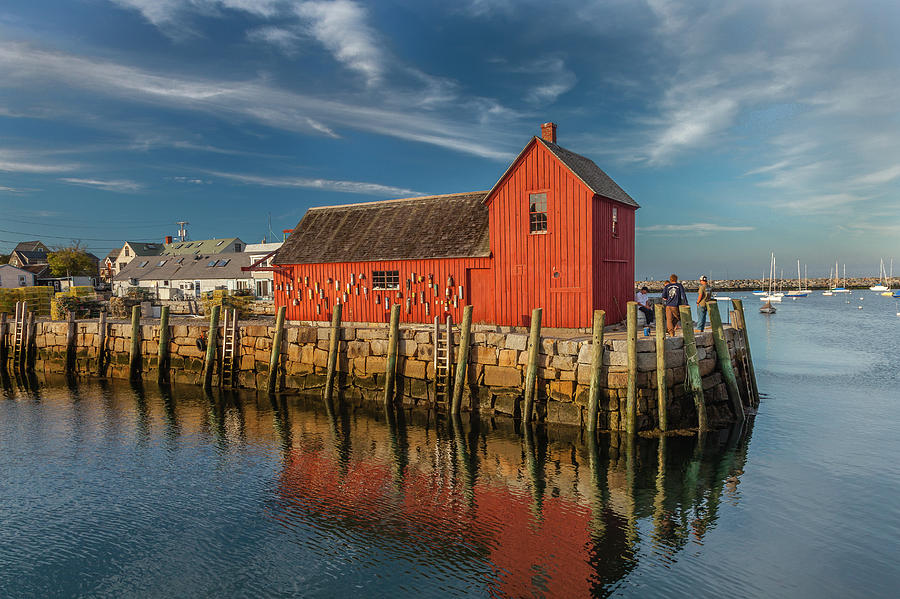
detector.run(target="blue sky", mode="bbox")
[1,0,898,278]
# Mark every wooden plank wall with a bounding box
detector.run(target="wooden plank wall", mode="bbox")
[275,257,491,323]
[592,198,636,324]
[486,141,595,328]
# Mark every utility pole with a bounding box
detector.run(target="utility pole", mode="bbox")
[176,221,190,242]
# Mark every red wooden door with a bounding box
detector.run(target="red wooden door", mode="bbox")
[467,268,494,324]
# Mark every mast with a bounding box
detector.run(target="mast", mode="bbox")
[797,259,801,292]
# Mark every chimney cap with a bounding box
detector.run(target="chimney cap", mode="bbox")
[540,122,557,143]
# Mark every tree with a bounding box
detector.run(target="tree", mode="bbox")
[48,242,96,277]
[0,254,8,265]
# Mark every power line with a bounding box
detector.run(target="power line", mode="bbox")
[0,228,156,242]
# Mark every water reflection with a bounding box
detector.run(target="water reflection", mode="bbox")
[0,377,753,598]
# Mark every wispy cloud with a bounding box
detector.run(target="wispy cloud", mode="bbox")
[0,185,26,193]
[851,164,900,187]
[60,177,142,192]
[294,0,384,86]
[639,223,755,234]
[0,42,515,160]
[0,149,79,173]
[171,176,211,185]
[208,170,423,197]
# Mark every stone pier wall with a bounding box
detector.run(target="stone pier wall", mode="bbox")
[0,319,748,431]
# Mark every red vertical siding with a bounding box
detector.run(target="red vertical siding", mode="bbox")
[273,257,490,324]
[485,141,598,328]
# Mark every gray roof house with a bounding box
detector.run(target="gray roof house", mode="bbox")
[112,251,253,299]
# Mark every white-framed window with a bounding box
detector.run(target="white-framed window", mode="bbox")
[18,275,27,286]
[373,270,400,290]
[124,247,130,257]
[529,192,548,233]
[612,206,618,237]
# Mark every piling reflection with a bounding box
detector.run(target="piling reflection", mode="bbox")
[1,377,754,598]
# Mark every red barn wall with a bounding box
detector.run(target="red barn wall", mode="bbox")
[591,199,636,324]
[485,142,596,328]
[274,257,491,324]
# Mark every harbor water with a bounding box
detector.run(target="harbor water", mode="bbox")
[1,292,898,597]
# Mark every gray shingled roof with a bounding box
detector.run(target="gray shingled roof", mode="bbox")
[125,242,164,256]
[273,192,490,265]
[536,138,639,208]
[160,237,244,256]
[113,252,252,282]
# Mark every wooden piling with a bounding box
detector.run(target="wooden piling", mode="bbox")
[731,299,759,406]
[157,306,170,385]
[522,307,542,426]
[25,311,36,372]
[586,310,605,432]
[708,302,745,420]
[97,311,107,376]
[0,312,7,369]
[625,301,638,434]
[267,306,285,393]
[65,311,76,373]
[324,303,342,402]
[203,305,220,388]
[450,305,473,415]
[679,305,707,431]
[655,303,667,432]
[129,305,142,380]
[383,304,401,405]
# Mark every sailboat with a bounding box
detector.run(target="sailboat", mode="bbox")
[831,261,850,293]
[760,253,781,307]
[752,269,767,295]
[823,266,834,296]
[881,259,894,296]
[785,259,808,297]
[870,258,890,292]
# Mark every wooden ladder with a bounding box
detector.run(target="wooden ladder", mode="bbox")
[12,301,26,370]
[220,308,237,388]
[433,315,453,407]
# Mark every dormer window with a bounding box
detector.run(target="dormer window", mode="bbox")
[529,192,548,234]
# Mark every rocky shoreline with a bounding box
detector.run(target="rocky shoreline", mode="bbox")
[635,277,889,293]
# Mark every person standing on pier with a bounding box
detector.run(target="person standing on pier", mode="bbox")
[696,275,711,333]
[663,274,689,336]
[636,286,654,326]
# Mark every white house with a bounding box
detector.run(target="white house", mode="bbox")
[112,252,254,299]
[244,242,283,299]
[113,237,245,276]
[0,264,35,288]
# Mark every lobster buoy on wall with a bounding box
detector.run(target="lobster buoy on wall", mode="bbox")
[196,333,207,352]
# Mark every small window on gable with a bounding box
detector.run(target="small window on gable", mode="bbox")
[234,244,241,252]
[612,206,618,237]
[124,247,130,257]
[529,192,548,234]
[373,270,400,290]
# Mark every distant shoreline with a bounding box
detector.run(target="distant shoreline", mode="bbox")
[635,277,891,293]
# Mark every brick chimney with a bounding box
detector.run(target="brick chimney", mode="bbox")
[541,122,557,143]
[164,235,173,244]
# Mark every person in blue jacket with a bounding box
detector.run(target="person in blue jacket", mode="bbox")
[662,274,689,336]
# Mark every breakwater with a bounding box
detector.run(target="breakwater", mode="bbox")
[637,277,887,292]
[0,302,757,432]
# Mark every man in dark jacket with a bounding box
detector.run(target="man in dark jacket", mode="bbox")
[662,274,689,336]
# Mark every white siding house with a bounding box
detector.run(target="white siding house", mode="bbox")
[0,264,35,287]
[244,242,283,299]
[112,252,254,299]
